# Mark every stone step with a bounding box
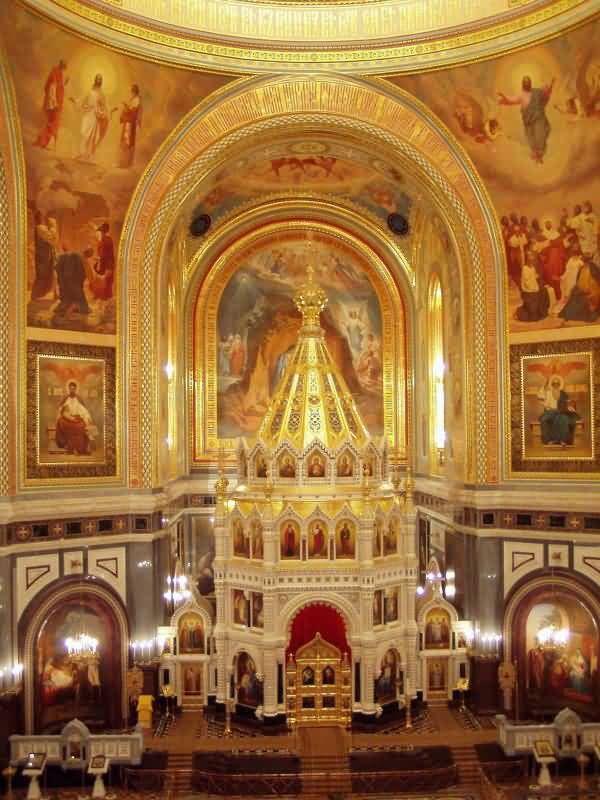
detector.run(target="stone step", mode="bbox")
[452,744,481,785]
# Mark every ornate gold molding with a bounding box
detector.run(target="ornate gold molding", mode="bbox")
[20,0,596,75]
[120,75,502,488]
[0,51,25,497]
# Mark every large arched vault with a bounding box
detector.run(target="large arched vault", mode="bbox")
[120,74,504,489]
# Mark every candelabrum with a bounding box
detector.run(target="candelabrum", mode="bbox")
[466,629,503,658]
[405,697,412,729]
[224,698,233,736]
[129,636,167,664]
[2,765,15,800]
[404,681,412,729]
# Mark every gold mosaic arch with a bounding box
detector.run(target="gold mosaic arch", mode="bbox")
[120,74,503,488]
[0,54,24,497]
[188,215,408,464]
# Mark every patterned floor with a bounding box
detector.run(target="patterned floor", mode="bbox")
[200,715,263,738]
[380,709,440,736]
[448,706,498,731]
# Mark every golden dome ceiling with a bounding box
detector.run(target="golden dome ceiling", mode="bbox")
[25,0,595,74]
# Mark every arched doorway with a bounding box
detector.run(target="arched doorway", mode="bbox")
[21,581,128,733]
[286,602,351,661]
[374,647,403,707]
[234,651,263,710]
[505,576,600,719]
[287,633,351,728]
[285,603,352,727]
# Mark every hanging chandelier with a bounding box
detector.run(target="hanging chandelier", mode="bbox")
[536,624,570,652]
[65,634,99,664]
[65,575,99,666]
[163,574,191,606]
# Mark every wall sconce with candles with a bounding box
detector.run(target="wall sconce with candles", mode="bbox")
[466,627,503,658]
[0,663,23,693]
[129,636,167,664]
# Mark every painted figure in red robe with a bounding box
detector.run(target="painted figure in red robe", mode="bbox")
[90,222,115,300]
[35,60,68,149]
[118,84,142,168]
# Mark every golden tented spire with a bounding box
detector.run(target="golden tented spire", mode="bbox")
[257,246,371,452]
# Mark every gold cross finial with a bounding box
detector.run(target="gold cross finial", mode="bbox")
[293,237,328,328]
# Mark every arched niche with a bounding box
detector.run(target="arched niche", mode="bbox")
[285,601,352,661]
[120,74,503,489]
[234,650,263,709]
[20,580,129,733]
[374,647,403,706]
[188,213,409,466]
[504,574,600,718]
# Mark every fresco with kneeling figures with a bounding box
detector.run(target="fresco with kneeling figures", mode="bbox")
[526,597,598,707]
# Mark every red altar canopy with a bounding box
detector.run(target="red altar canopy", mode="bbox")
[286,603,351,659]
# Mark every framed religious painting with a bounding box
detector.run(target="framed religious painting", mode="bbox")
[178,613,204,655]
[425,608,451,649]
[335,519,356,559]
[509,339,600,477]
[374,648,401,705]
[233,589,249,626]
[26,341,117,482]
[280,519,301,560]
[308,519,328,559]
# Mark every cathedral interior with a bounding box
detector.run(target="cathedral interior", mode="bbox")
[1,0,600,797]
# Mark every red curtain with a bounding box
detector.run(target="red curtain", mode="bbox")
[286,603,350,659]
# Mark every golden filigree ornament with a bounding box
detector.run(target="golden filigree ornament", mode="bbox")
[215,446,230,501]
[215,471,229,499]
[403,466,415,513]
[293,263,328,331]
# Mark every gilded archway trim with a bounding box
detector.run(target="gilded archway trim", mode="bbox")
[0,50,26,497]
[120,74,503,488]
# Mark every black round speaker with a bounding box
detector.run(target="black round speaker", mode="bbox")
[189,213,211,237]
[387,213,410,236]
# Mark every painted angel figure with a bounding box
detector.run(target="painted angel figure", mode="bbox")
[554,55,600,120]
[337,303,368,362]
[453,90,503,144]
